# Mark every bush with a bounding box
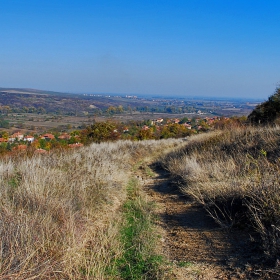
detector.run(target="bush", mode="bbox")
[248,87,280,124]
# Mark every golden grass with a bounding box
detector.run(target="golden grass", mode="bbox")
[160,126,280,260]
[0,138,183,279]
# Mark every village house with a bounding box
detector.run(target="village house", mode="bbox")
[24,135,35,142]
[13,145,27,151]
[151,118,164,125]
[9,132,24,142]
[141,125,150,131]
[68,143,83,148]
[58,133,71,140]
[204,117,217,125]
[41,133,55,140]
[182,123,192,129]
[34,148,48,154]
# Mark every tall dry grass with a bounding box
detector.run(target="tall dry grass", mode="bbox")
[160,126,280,260]
[0,138,183,279]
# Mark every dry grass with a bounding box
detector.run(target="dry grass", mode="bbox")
[0,138,183,279]
[160,126,280,260]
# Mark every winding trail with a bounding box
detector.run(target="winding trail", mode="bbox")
[137,162,277,280]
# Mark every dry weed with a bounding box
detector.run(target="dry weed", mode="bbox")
[0,138,183,279]
[161,126,280,259]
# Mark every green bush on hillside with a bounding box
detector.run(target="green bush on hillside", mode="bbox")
[248,87,280,124]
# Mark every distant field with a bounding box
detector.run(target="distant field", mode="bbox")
[3,111,215,133]
[0,88,258,133]
[95,111,216,122]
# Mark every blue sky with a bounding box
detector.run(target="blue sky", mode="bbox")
[1,1,279,99]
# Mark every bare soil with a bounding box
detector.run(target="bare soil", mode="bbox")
[138,163,280,280]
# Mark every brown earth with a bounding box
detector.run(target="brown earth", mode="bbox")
[137,163,280,280]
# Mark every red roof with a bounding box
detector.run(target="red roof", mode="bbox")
[58,134,71,140]
[68,143,83,148]
[11,132,24,138]
[34,149,48,154]
[142,125,149,130]
[13,145,27,150]
[41,134,55,140]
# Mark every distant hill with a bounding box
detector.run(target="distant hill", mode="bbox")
[0,87,256,117]
[0,87,105,115]
[0,87,75,97]
[248,87,280,124]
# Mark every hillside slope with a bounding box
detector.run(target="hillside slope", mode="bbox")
[248,87,280,124]
[160,126,280,278]
[2,123,280,279]
[0,138,183,279]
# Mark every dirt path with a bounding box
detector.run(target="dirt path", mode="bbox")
[137,163,277,280]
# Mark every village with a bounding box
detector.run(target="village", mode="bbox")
[0,115,238,155]
[0,131,84,154]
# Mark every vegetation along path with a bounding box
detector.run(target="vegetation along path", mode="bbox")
[135,161,277,280]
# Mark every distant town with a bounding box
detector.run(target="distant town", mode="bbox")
[0,112,245,155]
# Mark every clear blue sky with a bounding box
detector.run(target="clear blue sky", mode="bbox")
[1,0,279,99]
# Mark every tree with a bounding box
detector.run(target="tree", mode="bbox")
[37,107,46,114]
[0,131,9,139]
[179,117,189,124]
[39,139,47,149]
[248,87,280,124]
[0,119,10,128]
[106,106,117,114]
[137,129,154,140]
[116,105,123,113]
[83,122,117,143]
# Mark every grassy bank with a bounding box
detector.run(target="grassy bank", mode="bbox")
[0,138,182,279]
[160,126,280,261]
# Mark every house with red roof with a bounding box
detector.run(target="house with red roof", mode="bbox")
[141,125,150,131]
[13,145,27,151]
[9,132,24,142]
[58,133,71,140]
[34,148,48,154]
[68,143,83,148]
[41,133,55,140]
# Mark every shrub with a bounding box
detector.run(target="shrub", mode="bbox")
[248,87,280,124]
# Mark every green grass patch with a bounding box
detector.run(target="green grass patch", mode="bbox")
[178,261,193,268]
[114,178,164,279]
[133,160,155,177]
[132,161,144,172]
[144,165,155,177]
